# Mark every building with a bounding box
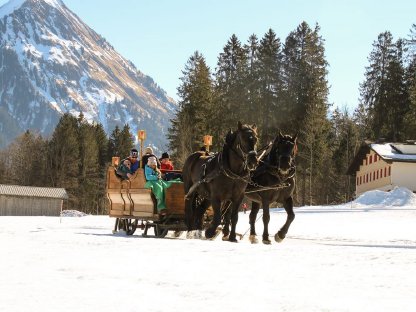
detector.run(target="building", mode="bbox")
[347,141,416,197]
[0,184,68,216]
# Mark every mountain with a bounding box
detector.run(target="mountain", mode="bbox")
[0,0,177,150]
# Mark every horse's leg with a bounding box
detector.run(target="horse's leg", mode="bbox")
[228,195,244,243]
[262,199,271,244]
[184,196,194,231]
[249,201,260,244]
[222,202,231,240]
[195,198,210,238]
[275,196,295,242]
[205,198,221,239]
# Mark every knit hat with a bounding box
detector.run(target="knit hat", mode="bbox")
[130,149,138,158]
[145,146,153,155]
[161,152,170,159]
[147,156,157,166]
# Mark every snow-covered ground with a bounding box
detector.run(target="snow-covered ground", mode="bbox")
[1,187,415,312]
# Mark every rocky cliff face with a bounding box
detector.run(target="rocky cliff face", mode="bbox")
[0,0,176,149]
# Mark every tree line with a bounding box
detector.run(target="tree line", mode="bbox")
[0,113,134,213]
[1,22,415,210]
[168,22,416,205]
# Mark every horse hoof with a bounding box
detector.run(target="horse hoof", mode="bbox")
[222,235,229,241]
[229,237,238,243]
[274,233,284,243]
[186,231,194,239]
[205,228,216,239]
[262,239,271,245]
[249,235,258,244]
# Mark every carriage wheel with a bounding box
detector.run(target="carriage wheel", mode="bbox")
[125,219,138,235]
[116,218,126,232]
[157,228,169,238]
[112,218,120,234]
[154,224,168,238]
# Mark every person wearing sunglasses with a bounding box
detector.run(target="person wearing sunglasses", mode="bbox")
[116,148,140,180]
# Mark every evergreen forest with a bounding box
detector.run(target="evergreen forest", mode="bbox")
[1,22,416,212]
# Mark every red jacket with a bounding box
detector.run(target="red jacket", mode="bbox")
[161,162,174,173]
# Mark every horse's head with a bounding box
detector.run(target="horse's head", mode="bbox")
[227,121,258,171]
[270,131,297,175]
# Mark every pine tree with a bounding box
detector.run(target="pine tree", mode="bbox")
[169,51,214,165]
[243,34,261,125]
[282,22,330,205]
[94,123,110,213]
[48,113,80,208]
[1,130,47,186]
[119,124,134,157]
[404,24,416,138]
[257,28,283,142]
[359,31,409,141]
[213,34,248,149]
[108,125,121,158]
[77,113,100,213]
[108,124,133,159]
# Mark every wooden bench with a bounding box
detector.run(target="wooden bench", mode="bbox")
[106,165,186,219]
[106,167,155,218]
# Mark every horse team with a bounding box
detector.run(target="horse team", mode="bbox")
[183,121,298,244]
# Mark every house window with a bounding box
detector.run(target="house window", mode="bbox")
[360,176,362,185]
[366,173,368,183]
[373,171,375,180]
[384,167,387,177]
[369,155,372,164]
[356,177,359,186]
[376,171,379,179]
[389,166,391,176]
[374,155,377,162]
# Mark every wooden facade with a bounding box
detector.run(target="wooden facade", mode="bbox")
[0,184,68,216]
[348,142,416,196]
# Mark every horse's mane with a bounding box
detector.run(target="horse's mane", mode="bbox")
[225,123,257,146]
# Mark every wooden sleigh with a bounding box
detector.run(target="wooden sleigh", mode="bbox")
[106,161,187,238]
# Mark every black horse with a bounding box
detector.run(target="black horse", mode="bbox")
[245,132,297,244]
[183,121,258,242]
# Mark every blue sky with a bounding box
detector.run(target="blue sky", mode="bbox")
[1,0,416,112]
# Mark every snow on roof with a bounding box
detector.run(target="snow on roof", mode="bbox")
[353,187,416,206]
[0,184,68,199]
[371,143,416,161]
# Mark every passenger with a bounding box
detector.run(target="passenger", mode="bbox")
[141,146,161,169]
[116,149,140,180]
[144,156,171,215]
[160,152,182,181]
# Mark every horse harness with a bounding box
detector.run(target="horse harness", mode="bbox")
[184,143,255,200]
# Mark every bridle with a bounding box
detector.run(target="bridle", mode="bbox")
[257,137,297,180]
[228,128,257,171]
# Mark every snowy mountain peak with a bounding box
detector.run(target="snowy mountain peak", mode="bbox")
[0,0,25,18]
[0,0,64,18]
[0,0,176,149]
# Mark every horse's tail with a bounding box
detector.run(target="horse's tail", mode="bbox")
[182,151,204,231]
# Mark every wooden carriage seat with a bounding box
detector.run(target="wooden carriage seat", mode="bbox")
[165,181,186,217]
[129,170,155,217]
[106,166,127,217]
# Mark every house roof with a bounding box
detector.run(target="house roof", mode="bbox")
[347,141,416,175]
[0,184,68,199]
